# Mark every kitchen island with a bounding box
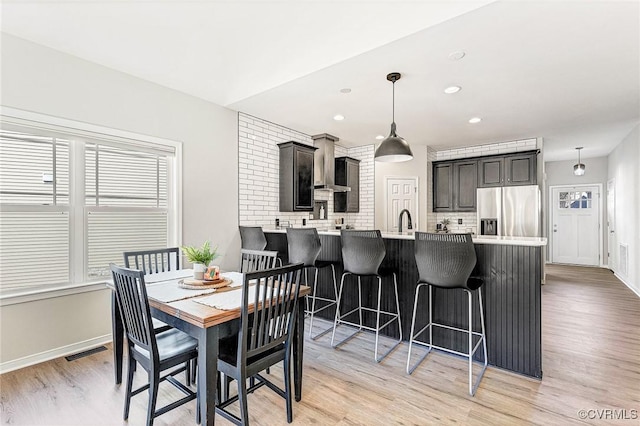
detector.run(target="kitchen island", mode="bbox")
[264,229,546,379]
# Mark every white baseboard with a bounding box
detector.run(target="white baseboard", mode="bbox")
[614,273,640,298]
[0,334,112,375]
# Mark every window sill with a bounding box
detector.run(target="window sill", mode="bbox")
[0,280,109,307]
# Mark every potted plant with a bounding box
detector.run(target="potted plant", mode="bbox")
[440,218,450,233]
[181,241,219,279]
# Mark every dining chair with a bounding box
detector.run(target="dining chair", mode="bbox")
[216,263,304,425]
[121,247,194,382]
[110,264,198,426]
[123,247,181,274]
[239,249,279,273]
[407,232,487,396]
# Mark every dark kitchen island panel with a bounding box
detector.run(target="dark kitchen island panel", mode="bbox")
[264,230,543,378]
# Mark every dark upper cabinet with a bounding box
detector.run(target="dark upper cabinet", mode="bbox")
[477,151,538,187]
[433,160,476,212]
[433,162,454,211]
[454,160,477,211]
[505,153,537,186]
[478,157,504,187]
[334,157,360,213]
[278,141,317,212]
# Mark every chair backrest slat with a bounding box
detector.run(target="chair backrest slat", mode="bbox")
[240,249,278,273]
[414,232,476,289]
[240,263,303,364]
[123,247,180,275]
[110,264,158,358]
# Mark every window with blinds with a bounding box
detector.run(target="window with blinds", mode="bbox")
[0,124,177,293]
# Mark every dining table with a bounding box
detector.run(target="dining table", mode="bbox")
[108,269,311,426]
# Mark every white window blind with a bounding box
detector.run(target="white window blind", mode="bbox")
[0,211,70,290]
[86,211,168,278]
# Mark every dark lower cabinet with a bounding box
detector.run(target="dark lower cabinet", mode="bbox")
[334,157,360,213]
[278,141,317,212]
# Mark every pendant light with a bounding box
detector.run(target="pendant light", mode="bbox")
[374,72,413,162]
[573,147,585,176]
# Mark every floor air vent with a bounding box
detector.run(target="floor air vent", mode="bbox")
[619,243,629,277]
[65,345,107,362]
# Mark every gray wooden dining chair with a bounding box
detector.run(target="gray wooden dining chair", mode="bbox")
[110,264,198,426]
[216,263,304,425]
[123,247,181,275]
[240,249,279,273]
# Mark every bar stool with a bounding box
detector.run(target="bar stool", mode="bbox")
[331,230,402,362]
[239,226,282,266]
[407,232,487,396]
[286,228,338,340]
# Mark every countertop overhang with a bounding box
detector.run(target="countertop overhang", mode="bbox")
[263,228,547,246]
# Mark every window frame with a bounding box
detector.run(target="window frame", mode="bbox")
[0,107,183,306]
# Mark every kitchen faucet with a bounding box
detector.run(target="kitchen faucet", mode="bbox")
[398,209,413,233]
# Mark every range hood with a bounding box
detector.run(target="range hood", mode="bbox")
[312,133,350,192]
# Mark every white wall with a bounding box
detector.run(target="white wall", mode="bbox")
[545,156,609,264]
[375,145,429,231]
[607,124,640,295]
[0,34,239,368]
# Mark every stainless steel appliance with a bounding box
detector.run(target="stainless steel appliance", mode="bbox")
[477,185,541,237]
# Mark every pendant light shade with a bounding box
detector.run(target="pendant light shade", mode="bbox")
[573,147,585,176]
[375,73,413,162]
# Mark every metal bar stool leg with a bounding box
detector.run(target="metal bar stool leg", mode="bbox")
[357,276,363,330]
[407,284,433,374]
[308,266,337,340]
[331,273,362,349]
[373,274,402,363]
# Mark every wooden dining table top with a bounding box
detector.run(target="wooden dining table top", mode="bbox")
[142,269,311,329]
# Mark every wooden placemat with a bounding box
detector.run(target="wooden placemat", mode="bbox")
[178,278,232,290]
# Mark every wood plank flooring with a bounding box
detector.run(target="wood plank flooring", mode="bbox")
[1,264,639,425]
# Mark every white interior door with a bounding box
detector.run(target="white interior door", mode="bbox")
[607,179,616,270]
[551,186,600,266]
[386,177,417,232]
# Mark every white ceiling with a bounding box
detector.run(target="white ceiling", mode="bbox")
[2,1,639,162]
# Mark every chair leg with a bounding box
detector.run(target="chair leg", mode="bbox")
[331,274,347,347]
[407,284,432,374]
[309,265,338,340]
[237,374,249,426]
[308,267,319,339]
[357,276,363,329]
[284,353,293,423]
[123,355,136,420]
[393,273,403,341]
[468,290,474,396]
[374,276,382,362]
[185,361,191,386]
[147,370,160,426]
[374,274,402,363]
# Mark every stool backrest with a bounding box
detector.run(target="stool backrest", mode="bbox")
[340,230,385,276]
[286,228,321,267]
[239,226,268,250]
[240,249,279,273]
[110,264,158,360]
[414,232,476,289]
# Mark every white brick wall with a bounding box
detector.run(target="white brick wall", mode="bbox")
[426,138,539,233]
[238,112,374,229]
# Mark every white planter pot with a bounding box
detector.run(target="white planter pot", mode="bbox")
[193,263,207,280]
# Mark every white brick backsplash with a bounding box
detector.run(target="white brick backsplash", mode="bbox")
[238,112,374,230]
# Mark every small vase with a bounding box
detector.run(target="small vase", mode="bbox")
[193,263,207,280]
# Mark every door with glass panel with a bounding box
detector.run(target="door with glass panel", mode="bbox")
[551,186,600,266]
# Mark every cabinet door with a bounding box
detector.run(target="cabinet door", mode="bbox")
[505,153,537,185]
[433,162,453,211]
[478,157,504,187]
[294,148,314,210]
[455,160,477,211]
[346,160,360,212]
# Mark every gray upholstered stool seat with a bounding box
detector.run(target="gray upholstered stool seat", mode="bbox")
[331,230,402,362]
[407,232,487,396]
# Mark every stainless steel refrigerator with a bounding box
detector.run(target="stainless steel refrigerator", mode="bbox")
[477,185,541,237]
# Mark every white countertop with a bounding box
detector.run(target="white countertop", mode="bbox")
[263,228,547,246]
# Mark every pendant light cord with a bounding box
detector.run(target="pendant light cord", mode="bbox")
[392,81,395,124]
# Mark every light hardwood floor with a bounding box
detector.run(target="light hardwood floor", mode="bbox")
[1,265,639,425]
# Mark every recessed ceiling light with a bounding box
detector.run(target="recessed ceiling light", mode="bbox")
[444,86,461,94]
[448,51,466,61]
[469,117,482,124]
[333,114,345,121]
[340,88,352,94]
[375,135,385,140]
